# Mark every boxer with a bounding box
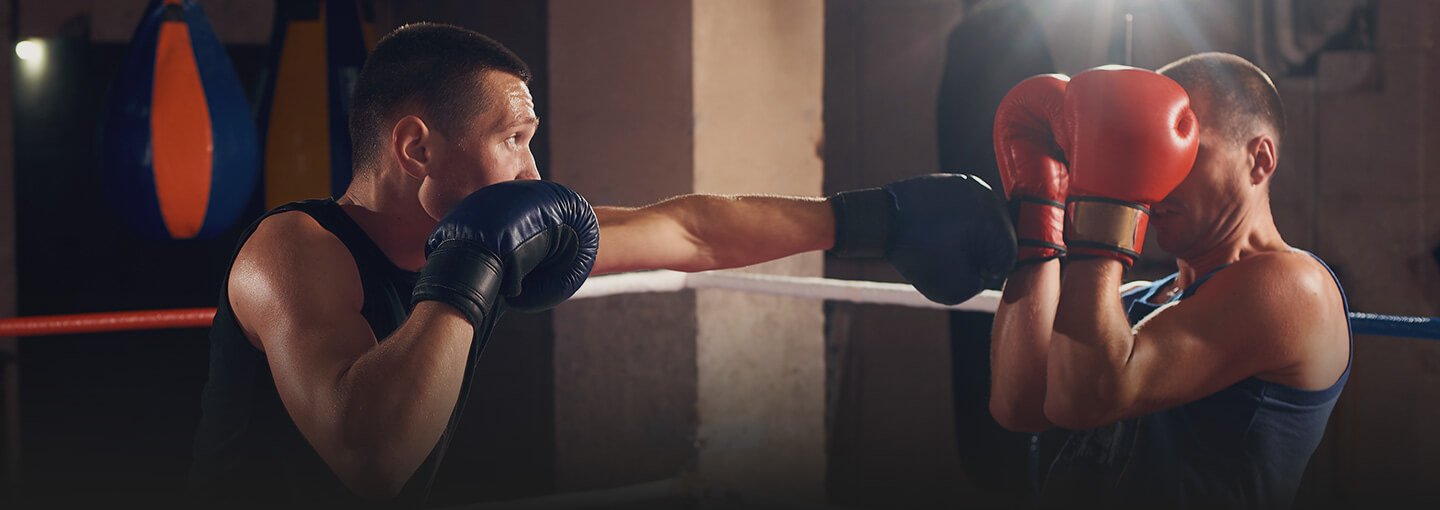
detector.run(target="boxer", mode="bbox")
[989,54,1351,508]
[190,23,1016,508]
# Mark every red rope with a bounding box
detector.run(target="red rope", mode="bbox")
[0,308,217,337]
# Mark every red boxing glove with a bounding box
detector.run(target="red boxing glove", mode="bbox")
[994,74,1070,264]
[1062,66,1198,266]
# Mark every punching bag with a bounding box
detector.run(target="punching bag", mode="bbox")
[936,2,1059,506]
[260,0,376,207]
[99,0,259,241]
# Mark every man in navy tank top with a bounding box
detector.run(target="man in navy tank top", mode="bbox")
[989,53,1351,509]
[192,23,1018,508]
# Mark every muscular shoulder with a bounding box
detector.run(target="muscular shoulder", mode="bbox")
[1197,250,1348,384]
[229,211,364,347]
[1202,250,1338,311]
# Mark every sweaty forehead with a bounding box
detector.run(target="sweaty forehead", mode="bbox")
[476,71,537,130]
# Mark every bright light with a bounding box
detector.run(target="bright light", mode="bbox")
[15,39,43,62]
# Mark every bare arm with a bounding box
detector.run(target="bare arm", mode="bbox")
[592,194,834,275]
[229,212,474,498]
[989,260,1061,432]
[1044,253,1346,429]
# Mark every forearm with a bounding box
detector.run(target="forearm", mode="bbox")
[1046,258,1135,427]
[990,260,1060,431]
[596,194,833,274]
[691,195,833,268]
[327,302,474,495]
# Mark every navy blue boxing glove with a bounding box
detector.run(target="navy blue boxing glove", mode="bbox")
[830,174,1017,305]
[413,180,600,324]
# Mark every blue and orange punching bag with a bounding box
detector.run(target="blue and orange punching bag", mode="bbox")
[100,0,259,240]
[260,0,376,207]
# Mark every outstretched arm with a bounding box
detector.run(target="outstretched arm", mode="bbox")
[592,194,833,275]
[591,174,1014,308]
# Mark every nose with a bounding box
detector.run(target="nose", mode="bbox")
[517,153,541,180]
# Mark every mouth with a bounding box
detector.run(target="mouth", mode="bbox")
[1151,201,1183,218]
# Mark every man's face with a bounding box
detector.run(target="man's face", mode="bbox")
[417,71,540,220]
[1149,90,1252,257]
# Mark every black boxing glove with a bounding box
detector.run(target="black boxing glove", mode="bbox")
[831,173,1017,305]
[413,180,600,325]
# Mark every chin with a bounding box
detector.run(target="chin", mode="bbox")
[1155,238,1182,255]
[1151,221,1185,255]
[420,195,459,222]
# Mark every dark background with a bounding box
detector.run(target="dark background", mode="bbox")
[4,1,1439,509]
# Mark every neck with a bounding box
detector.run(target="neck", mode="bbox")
[336,168,435,272]
[1173,203,1289,289]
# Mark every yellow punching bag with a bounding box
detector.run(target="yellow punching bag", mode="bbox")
[261,0,375,207]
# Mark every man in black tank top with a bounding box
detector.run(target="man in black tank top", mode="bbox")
[192,23,1019,508]
[989,54,1351,509]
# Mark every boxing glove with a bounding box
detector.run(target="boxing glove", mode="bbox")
[994,74,1071,265]
[414,180,599,325]
[1062,66,1198,266]
[831,174,1017,305]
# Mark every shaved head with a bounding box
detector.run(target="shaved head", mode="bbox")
[1158,52,1284,155]
[348,23,532,175]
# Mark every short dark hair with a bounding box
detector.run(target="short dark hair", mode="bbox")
[1158,52,1284,153]
[348,23,531,172]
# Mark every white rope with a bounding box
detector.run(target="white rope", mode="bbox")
[568,270,688,300]
[571,270,1001,312]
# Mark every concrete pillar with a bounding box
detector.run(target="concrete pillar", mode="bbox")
[691,0,825,498]
[549,0,826,501]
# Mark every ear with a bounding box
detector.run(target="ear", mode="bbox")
[391,115,432,180]
[1247,135,1277,186]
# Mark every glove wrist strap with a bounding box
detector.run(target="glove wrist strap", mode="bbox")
[1065,196,1149,266]
[830,187,896,259]
[413,239,505,326]
[1014,197,1067,262]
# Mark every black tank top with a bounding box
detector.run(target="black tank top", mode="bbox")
[190,199,435,508]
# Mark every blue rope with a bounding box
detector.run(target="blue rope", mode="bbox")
[1349,312,1440,340]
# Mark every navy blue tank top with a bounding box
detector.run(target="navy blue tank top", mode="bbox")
[1040,251,1351,509]
[190,199,440,508]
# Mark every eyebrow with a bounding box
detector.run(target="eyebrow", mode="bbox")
[508,114,539,129]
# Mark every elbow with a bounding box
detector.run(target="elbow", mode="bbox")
[331,423,415,499]
[317,379,419,499]
[332,447,412,500]
[988,393,1051,433]
[1042,394,1120,430]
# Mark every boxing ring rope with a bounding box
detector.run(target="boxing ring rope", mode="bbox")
[0,270,1434,339]
[0,308,215,337]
